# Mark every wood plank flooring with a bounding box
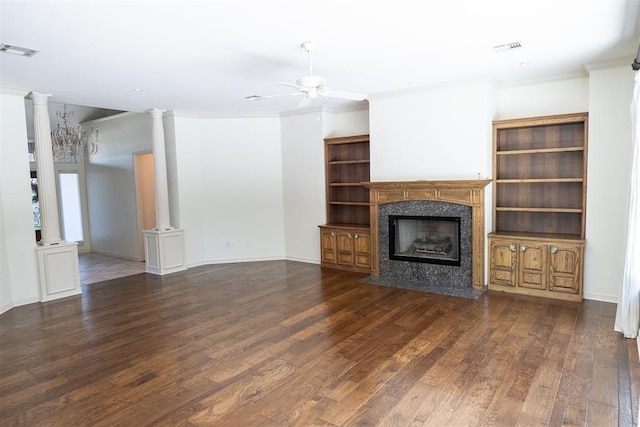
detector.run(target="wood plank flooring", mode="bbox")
[1,260,638,426]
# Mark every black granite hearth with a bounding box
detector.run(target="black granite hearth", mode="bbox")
[362,275,485,299]
[367,200,485,299]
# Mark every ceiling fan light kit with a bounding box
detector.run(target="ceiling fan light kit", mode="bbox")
[246,41,367,105]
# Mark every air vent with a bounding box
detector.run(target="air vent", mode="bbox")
[0,43,38,57]
[492,41,523,53]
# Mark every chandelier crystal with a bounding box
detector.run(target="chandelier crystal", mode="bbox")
[51,105,99,160]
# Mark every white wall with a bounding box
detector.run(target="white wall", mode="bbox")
[0,161,10,313]
[323,105,370,139]
[171,114,285,266]
[167,113,204,263]
[280,110,325,263]
[279,105,370,263]
[585,66,634,302]
[0,90,41,311]
[496,76,589,120]
[85,112,153,260]
[369,81,496,181]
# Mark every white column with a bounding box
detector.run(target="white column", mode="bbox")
[30,92,81,301]
[143,108,185,276]
[149,108,172,230]
[30,92,62,245]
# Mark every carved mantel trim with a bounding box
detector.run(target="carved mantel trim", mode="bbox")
[364,179,492,290]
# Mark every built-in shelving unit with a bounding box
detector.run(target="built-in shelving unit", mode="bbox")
[488,113,588,302]
[320,134,371,273]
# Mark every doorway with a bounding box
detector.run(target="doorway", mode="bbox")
[133,152,155,261]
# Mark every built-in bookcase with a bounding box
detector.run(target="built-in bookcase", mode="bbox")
[493,113,588,239]
[320,134,371,273]
[325,135,370,227]
[489,113,588,302]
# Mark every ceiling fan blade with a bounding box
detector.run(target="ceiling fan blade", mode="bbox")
[245,92,302,101]
[323,90,368,101]
[277,81,306,91]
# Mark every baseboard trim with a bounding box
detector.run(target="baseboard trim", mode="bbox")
[583,292,618,303]
[0,301,14,315]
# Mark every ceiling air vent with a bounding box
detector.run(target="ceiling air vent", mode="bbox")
[492,41,523,53]
[0,43,38,57]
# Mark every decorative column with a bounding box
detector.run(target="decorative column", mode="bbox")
[31,92,62,245]
[150,108,172,231]
[143,109,186,275]
[30,92,81,301]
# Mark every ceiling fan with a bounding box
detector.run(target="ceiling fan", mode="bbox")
[245,41,367,107]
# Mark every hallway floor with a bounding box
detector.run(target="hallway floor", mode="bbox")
[78,252,146,285]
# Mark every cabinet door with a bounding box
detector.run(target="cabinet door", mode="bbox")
[353,232,370,269]
[320,229,337,265]
[336,232,355,266]
[549,244,582,294]
[518,242,547,290]
[489,238,517,287]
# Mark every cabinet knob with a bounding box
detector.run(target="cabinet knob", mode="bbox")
[330,232,335,237]
[509,244,516,252]
[347,233,353,239]
[551,246,558,254]
[520,245,527,252]
[354,234,359,239]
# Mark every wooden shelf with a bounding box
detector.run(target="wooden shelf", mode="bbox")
[489,231,584,242]
[324,135,370,227]
[496,207,583,213]
[496,178,583,184]
[497,146,584,155]
[492,113,588,237]
[329,160,370,165]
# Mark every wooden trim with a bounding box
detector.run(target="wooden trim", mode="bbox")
[491,112,588,128]
[364,179,491,290]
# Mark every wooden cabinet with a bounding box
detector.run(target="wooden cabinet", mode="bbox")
[488,236,583,301]
[320,134,371,273]
[489,113,587,301]
[319,226,370,273]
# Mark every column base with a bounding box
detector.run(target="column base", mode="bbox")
[36,241,82,302]
[143,228,186,275]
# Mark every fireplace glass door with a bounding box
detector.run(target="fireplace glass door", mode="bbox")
[389,215,461,266]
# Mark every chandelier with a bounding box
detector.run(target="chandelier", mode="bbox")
[51,104,99,159]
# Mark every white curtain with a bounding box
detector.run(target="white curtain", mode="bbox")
[614,71,640,338]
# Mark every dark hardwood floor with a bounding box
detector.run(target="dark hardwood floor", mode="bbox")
[1,261,638,426]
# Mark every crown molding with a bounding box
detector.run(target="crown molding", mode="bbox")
[497,70,588,89]
[166,110,280,119]
[583,55,634,71]
[0,85,30,97]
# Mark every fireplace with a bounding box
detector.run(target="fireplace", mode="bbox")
[389,215,461,266]
[364,180,491,297]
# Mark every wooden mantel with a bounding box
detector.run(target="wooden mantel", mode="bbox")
[364,179,492,290]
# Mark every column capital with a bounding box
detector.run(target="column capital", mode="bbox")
[147,108,167,119]
[29,92,53,105]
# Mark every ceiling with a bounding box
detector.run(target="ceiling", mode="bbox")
[1,0,639,116]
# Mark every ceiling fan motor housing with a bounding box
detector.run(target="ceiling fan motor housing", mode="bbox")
[297,75,327,89]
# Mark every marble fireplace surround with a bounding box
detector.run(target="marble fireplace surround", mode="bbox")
[364,179,492,291]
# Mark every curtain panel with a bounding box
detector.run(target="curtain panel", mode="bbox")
[614,71,640,339]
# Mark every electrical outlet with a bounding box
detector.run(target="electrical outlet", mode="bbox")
[226,240,235,248]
